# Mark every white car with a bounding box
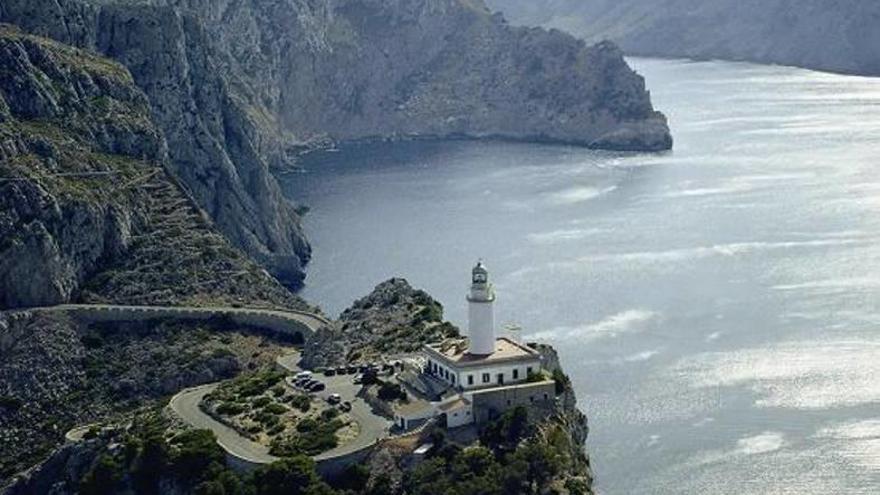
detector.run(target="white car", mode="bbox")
[327,393,342,405]
[295,371,312,380]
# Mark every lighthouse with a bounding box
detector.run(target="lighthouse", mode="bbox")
[467,261,496,355]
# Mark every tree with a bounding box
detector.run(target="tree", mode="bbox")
[479,406,531,452]
[169,429,226,482]
[253,456,336,495]
[80,455,123,495]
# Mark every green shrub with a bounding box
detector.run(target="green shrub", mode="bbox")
[270,418,344,457]
[79,454,123,495]
[377,381,405,402]
[81,332,105,349]
[169,430,225,480]
[552,368,571,395]
[253,456,333,495]
[216,402,245,416]
[253,396,272,408]
[0,395,23,411]
[289,395,311,412]
[479,406,531,452]
[264,403,288,415]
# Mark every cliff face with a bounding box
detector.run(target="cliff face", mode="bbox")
[191,0,672,150]
[0,0,312,286]
[1,0,671,290]
[0,25,307,309]
[301,278,459,368]
[487,0,880,76]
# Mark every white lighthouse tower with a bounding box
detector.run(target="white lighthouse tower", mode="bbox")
[467,261,496,355]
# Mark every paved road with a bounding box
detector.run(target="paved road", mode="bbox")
[169,383,278,464]
[167,365,391,465]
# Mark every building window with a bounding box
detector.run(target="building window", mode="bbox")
[482,373,490,383]
[506,399,511,406]
[451,375,456,385]
[529,396,535,403]
[467,375,474,386]
[512,368,519,380]
[544,393,549,401]
[527,366,533,375]
[497,373,504,385]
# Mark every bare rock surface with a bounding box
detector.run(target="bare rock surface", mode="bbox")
[2,0,671,285]
[301,278,459,369]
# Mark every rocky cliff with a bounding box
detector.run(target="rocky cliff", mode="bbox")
[301,278,459,369]
[0,25,307,309]
[487,0,880,76]
[1,0,671,286]
[0,310,291,485]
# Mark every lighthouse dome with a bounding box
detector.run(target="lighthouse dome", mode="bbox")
[472,261,489,283]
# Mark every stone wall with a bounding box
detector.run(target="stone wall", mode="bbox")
[9,304,328,343]
[469,380,557,424]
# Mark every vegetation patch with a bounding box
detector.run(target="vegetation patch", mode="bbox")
[202,370,355,454]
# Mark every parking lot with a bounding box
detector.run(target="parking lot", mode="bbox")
[278,355,394,459]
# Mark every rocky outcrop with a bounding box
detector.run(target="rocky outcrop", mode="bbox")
[0,0,312,286]
[0,24,159,308]
[1,0,671,287]
[179,0,672,150]
[301,278,459,368]
[487,0,880,76]
[0,25,309,310]
[0,310,288,484]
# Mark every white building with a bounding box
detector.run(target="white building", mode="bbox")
[422,262,542,392]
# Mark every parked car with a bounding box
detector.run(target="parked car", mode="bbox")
[326,393,342,405]
[340,401,352,412]
[381,364,394,373]
[353,374,363,385]
[295,371,312,380]
[294,376,311,386]
[308,382,326,392]
[347,365,359,374]
[323,368,337,377]
[335,367,348,375]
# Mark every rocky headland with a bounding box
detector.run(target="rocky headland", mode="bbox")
[1,0,671,285]
[0,1,647,492]
[302,278,460,369]
[3,279,594,495]
[487,0,880,76]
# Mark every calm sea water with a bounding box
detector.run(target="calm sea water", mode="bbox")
[281,58,880,494]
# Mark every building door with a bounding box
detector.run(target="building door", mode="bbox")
[497,373,504,385]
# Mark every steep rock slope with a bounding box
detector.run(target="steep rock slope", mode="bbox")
[0,0,312,286]
[185,0,672,150]
[487,0,880,76]
[1,0,670,290]
[0,25,307,309]
[302,278,459,368]
[0,310,290,485]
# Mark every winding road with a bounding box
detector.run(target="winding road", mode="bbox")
[170,383,277,464]
[166,355,392,466]
[25,302,389,466]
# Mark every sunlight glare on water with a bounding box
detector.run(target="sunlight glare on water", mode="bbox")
[282,58,880,494]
